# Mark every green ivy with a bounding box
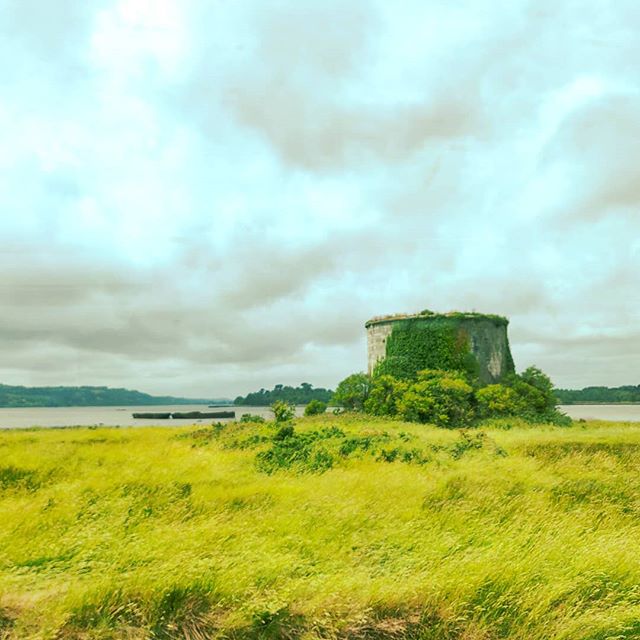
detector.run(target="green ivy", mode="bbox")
[373,318,480,381]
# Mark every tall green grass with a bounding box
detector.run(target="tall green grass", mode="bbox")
[1,415,640,638]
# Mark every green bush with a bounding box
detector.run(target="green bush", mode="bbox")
[335,363,569,428]
[332,373,371,412]
[304,400,327,416]
[239,413,266,424]
[271,401,295,423]
[255,427,342,474]
[364,375,408,416]
[274,424,295,441]
[476,384,523,418]
[398,370,475,427]
[482,367,571,425]
[0,466,42,492]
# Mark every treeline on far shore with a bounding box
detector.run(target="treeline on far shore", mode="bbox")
[0,384,223,408]
[234,383,333,406]
[555,385,640,404]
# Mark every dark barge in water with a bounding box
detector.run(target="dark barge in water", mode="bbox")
[132,410,235,420]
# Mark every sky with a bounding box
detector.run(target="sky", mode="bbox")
[1,0,638,398]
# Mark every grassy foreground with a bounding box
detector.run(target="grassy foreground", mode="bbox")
[2,415,640,639]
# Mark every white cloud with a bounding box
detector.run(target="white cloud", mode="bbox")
[0,0,638,396]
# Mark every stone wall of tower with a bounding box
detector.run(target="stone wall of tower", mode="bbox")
[366,322,393,375]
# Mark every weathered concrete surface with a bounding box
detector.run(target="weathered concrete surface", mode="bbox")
[366,321,393,374]
[463,317,514,384]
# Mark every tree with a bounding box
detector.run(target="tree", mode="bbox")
[333,373,371,411]
[519,366,556,411]
[235,383,333,406]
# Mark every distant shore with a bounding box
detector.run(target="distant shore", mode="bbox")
[559,401,640,406]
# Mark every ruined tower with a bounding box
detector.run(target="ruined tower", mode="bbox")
[365,311,515,385]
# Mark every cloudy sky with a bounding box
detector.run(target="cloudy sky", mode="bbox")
[1,0,638,398]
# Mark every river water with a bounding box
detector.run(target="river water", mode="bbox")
[0,405,300,429]
[558,404,640,422]
[0,404,638,430]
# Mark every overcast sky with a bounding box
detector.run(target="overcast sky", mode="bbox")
[1,0,638,398]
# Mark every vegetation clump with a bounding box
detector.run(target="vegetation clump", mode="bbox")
[398,370,475,427]
[271,400,295,423]
[184,416,500,475]
[239,413,266,424]
[304,399,327,416]
[255,425,338,474]
[0,466,42,492]
[334,366,569,427]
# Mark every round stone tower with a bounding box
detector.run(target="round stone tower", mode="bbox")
[365,311,515,385]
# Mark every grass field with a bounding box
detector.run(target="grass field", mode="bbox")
[2,414,640,639]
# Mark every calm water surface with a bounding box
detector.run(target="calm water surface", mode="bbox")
[559,404,640,422]
[0,405,302,429]
[0,404,638,429]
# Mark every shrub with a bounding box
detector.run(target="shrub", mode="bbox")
[333,373,371,411]
[0,466,41,492]
[271,401,295,423]
[239,413,266,424]
[274,424,295,441]
[448,430,487,459]
[304,400,327,416]
[338,364,568,427]
[476,384,523,418]
[364,374,408,416]
[255,428,339,474]
[398,370,475,427]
